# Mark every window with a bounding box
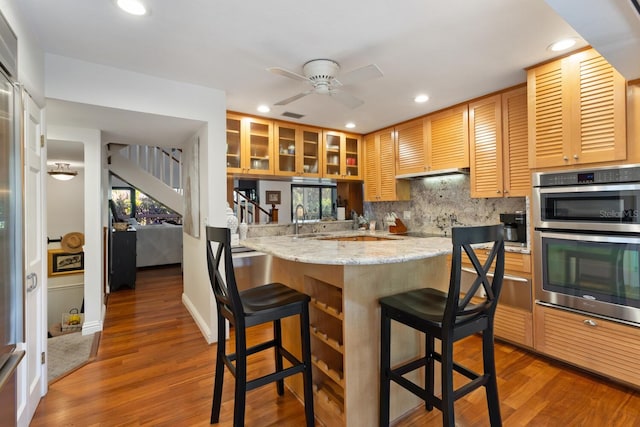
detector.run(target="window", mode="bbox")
[291,184,337,221]
[111,187,181,225]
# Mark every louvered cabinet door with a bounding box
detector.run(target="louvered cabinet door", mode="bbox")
[363,133,380,201]
[528,48,627,168]
[571,49,627,164]
[527,58,570,168]
[377,130,397,201]
[502,87,530,197]
[395,118,427,176]
[428,104,469,170]
[469,95,503,198]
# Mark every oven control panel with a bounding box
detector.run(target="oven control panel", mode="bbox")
[535,165,640,187]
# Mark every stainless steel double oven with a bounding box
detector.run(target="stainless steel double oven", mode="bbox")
[533,164,640,325]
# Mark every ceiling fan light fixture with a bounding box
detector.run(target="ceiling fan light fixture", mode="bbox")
[48,162,78,181]
[116,0,149,16]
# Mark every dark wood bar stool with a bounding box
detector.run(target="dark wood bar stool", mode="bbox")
[206,226,315,426]
[379,224,505,427]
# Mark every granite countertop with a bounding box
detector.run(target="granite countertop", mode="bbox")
[239,230,453,265]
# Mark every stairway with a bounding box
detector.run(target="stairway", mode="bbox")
[108,144,184,215]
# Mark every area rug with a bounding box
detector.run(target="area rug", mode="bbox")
[48,331,100,383]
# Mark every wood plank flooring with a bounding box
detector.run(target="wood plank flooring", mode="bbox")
[31,266,640,426]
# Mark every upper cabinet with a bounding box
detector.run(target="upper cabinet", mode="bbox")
[274,123,322,178]
[470,86,529,198]
[363,128,410,202]
[323,131,362,181]
[226,114,274,175]
[527,48,627,169]
[396,105,469,177]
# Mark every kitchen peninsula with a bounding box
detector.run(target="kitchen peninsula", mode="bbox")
[240,231,452,426]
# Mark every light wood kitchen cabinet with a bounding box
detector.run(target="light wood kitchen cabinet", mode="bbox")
[527,48,627,169]
[469,86,529,198]
[226,114,274,175]
[534,304,640,388]
[363,129,410,202]
[323,131,362,181]
[395,105,469,177]
[274,123,322,177]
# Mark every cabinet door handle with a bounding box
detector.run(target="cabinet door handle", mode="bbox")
[573,154,579,160]
[583,319,598,327]
[563,156,568,161]
[26,272,38,292]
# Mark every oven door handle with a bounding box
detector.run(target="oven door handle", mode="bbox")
[537,183,640,193]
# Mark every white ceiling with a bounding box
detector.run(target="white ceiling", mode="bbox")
[15,0,639,154]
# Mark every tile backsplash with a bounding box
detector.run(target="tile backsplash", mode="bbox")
[363,174,527,236]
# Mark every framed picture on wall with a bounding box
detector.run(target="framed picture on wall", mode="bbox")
[48,249,84,277]
[266,191,281,205]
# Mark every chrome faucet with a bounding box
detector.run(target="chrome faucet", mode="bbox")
[294,204,305,235]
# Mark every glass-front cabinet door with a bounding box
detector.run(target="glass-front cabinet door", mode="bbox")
[226,114,273,175]
[324,131,361,180]
[246,118,273,174]
[226,115,243,173]
[275,124,322,177]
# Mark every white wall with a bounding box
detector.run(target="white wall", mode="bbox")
[44,54,227,343]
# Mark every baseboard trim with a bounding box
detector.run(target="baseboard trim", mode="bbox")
[182,292,215,344]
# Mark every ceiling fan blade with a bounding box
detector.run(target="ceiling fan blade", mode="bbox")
[274,91,312,106]
[335,64,383,86]
[328,90,364,109]
[267,67,309,82]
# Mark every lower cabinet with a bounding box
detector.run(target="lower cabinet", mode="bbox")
[110,230,136,291]
[534,304,640,388]
[494,304,533,348]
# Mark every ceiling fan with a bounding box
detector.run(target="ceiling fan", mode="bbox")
[267,59,383,109]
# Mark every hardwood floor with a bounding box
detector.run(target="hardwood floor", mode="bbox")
[31,266,640,426]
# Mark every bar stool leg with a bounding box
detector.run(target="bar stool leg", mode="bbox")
[210,315,226,424]
[425,334,434,411]
[274,319,285,396]
[379,308,391,427]
[483,330,502,427]
[441,337,455,427]
[233,327,247,427]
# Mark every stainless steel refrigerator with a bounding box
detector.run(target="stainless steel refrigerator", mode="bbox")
[0,11,24,427]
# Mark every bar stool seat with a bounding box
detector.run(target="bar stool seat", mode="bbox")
[379,224,505,427]
[206,226,315,426]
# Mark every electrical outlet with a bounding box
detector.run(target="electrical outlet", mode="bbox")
[403,211,411,220]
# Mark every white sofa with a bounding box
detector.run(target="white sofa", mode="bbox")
[133,223,183,267]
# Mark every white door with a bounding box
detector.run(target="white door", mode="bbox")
[17,92,46,427]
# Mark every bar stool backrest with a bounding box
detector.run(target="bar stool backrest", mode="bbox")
[445,225,505,331]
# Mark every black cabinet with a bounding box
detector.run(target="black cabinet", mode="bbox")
[110,230,136,291]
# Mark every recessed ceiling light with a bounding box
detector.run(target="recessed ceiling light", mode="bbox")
[345,122,356,129]
[414,94,429,103]
[257,105,270,113]
[548,38,577,52]
[116,0,149,16]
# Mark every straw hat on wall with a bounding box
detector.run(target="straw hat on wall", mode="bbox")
[61,232,84,254]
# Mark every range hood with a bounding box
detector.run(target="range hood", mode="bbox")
[545,0,640,80]
[395,168,470,179]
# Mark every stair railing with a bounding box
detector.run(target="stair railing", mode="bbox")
[234,190,274,224]
[112,144,183,194]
